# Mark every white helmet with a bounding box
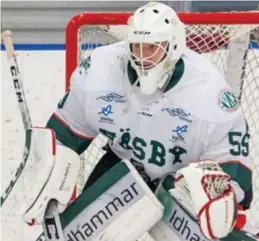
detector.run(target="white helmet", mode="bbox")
[127,2,186,95]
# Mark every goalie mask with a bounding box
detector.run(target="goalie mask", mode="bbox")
[126,2,186,95]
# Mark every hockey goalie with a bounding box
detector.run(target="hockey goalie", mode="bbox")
[2,2,255,241]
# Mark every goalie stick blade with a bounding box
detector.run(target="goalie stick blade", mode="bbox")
[42,200,64,241]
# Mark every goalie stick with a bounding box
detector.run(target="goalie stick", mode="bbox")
[1,30,64,241]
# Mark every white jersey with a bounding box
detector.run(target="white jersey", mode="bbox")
[47,42,252,207]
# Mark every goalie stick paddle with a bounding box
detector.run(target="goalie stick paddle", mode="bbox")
[1,30,64,241]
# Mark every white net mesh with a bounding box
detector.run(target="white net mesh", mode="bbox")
[197,161,231,199]
[67,16,259,235]
[171,160,232,219]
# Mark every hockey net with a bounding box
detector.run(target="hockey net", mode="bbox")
[65,12,259,235]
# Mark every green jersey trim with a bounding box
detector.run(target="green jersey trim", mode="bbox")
[219,161,252,192]
[46,113,93,154]
[220,161,253,209]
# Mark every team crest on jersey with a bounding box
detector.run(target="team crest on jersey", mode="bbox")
[97,92,126,103]
[98,104,114,124]
[218,89,238,112]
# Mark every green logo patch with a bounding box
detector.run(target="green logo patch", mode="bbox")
[218,89,238,112]
[80,56,91,73]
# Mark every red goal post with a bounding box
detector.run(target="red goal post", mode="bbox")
[65,11,259,232]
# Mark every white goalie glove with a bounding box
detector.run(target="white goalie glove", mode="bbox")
[1,128,81,224]
[170,160,237,239]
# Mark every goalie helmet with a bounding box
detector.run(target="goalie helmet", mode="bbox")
[127,2,186,95]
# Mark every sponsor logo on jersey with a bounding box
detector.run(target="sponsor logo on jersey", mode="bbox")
[170,135,185,143]
[98,105,114,124]
[137,111,153,117]
[170,125,188,143]
[162,108,192,123]
[218,89,238,112]
[97,92,126,103]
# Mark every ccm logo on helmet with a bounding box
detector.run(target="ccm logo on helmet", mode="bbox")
[133,31,151,35]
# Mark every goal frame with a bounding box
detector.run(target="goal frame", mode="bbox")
[65,11,259,231]
[65,11,259,90]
